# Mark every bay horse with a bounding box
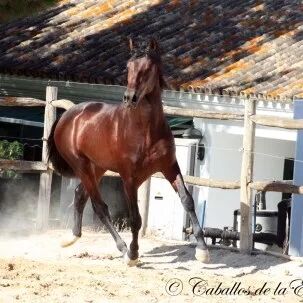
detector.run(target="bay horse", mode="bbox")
[48,37,209,266]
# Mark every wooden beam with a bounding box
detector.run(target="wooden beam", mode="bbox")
[37,87,57,231]
[137,178,151,237]
[51,99,75,110]
[52,101,244,121]
[0,97,45,106]
[104,171,120,177]
[182,175,240,189]
[0,117,44,127]
[0,160,47,172]
[251,115,303,129]
[0,96,247,122]
[163,105,244,120]
[250,180,303,194]
[103,170,240,190]
[102,171,303,194]
[240,100,256,253]
[153,173,240,189]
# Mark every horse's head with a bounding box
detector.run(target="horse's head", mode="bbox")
[124,37,164,107]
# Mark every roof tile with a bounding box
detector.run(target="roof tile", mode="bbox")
[0,0,302,100]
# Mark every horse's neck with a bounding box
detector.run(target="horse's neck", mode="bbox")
[140,89,164,125]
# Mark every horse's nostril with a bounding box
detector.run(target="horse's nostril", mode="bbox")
[132,94,137,103]
[123,95,128,102]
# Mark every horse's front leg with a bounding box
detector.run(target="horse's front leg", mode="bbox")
[123,178,142,267]
[162,162,210,263]
[61,183,88,247]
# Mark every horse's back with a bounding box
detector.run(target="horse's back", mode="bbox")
[55,101,121,171]
[62,101,114,118]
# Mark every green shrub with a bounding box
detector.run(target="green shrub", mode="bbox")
[0,140,24,178]
[0,0,58,23]
[0,140,23,160]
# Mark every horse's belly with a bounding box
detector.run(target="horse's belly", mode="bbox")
[81,140,120,172]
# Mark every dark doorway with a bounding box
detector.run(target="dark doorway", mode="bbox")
[282,158,294,200]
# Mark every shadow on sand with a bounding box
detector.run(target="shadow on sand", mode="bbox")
[138,243,289,275]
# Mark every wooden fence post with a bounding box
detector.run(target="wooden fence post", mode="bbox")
[138,178,151,237]
[36,86,57,231]
[240,99,256,252]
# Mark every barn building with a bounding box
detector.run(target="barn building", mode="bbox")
[0,1,302,253]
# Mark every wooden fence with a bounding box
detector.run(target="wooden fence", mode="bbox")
[0,86,302,254]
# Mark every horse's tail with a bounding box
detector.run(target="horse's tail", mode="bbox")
[47,118,75,177]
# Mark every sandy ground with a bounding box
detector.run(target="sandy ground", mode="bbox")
[0,229,302,303]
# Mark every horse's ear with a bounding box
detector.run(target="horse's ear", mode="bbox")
[149,37,159,51]
[129,37,134,51]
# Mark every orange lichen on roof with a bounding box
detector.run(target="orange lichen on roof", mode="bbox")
[82,3,113,18]
[273,28,297,38]
[241,88,256,95]
[180,56,193,67]
[269,89,290,98]
[90,8,137,31]
[267,81,303,98]
[223,36,266,59]
[183,60,252,88]
[250,3,265,12]
[178,75,208,87]
[53,55,65,65]
[285,81,303,91]
[166,0,181,10]
[222,61,251,75]
[66,5,83,17]
[117,7,137,20]
[275,28,299,39]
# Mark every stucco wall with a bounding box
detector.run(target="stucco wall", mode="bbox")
[194,118,296,230]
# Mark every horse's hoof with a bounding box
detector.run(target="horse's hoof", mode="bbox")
[124,254,139,267]
[60,235,80,248]
[195,246,210,263]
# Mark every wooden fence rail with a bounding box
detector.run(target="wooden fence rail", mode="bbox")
[0,87,301,255]
[240,100,256,252]
[36,87,57,231]
[0,97,45,107]
[250,115,303,129]
[0,160,47,171]
[163,105,244,120]
[4,161,303,194]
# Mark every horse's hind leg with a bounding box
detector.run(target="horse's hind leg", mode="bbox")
[122,179,141,266]
[162,162,210,263]
[78,164,128,256]
[61,167,105,248]
[61,183,88,247]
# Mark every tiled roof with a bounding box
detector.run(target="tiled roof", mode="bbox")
[0,0,302,100]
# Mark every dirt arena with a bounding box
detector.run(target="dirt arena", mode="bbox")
[0,229,302,303]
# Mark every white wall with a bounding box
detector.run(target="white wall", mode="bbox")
[194,118,296,230]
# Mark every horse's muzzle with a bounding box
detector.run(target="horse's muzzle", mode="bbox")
[123,89,137,106]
